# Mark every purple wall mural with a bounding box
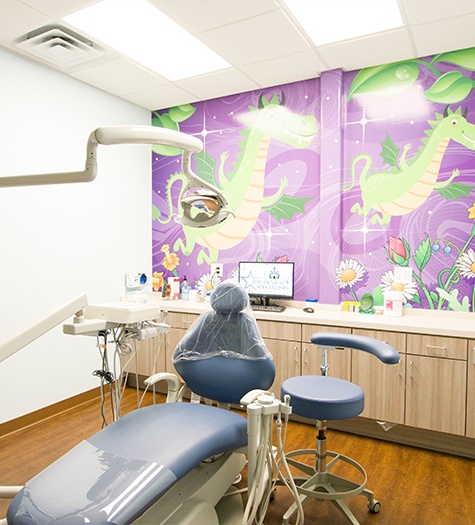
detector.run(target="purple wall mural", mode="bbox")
[151,79,321,301]
[152,46,475,311]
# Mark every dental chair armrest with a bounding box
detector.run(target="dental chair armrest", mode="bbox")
[144,372,183,403]
[310,332,400,364]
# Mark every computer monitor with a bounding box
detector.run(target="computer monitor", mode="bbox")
[238,261,294,304]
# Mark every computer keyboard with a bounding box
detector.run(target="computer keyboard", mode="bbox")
[251,304,286,313]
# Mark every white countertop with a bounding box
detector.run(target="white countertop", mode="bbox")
[147,294,475,339]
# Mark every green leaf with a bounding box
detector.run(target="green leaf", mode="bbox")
[380,133,401,169]
[264,195,312,221]
[152,204,161,220]
[424,71,473,103]
[413,234,431,272]
[436,181,475,200]
[431,47,475,71]
[411,291,422,305]
[169,104,197,123]
[347,61,419,101]
[194,149,218,187]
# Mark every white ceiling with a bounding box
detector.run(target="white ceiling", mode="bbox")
[1,0,475,111]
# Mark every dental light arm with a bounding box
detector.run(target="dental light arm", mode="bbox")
[0,126,234,363]
[0,294,88,364]
[0,125,234,227]
[0,126,202,187]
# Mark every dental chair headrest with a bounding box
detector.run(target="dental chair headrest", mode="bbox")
[210,280,249,314]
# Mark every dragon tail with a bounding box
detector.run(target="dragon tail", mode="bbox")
[343,154,372,191]
[155,172,187,225]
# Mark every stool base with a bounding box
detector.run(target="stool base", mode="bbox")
[280,449,380,525]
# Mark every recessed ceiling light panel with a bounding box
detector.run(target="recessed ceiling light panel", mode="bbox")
[284,0,404,46]
[63,0,230,81]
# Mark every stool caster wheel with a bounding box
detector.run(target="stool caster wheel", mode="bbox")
[368,500,381,513]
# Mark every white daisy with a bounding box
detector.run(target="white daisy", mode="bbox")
[197,272,222,293]
[335,259,366,289]
[455,248,475,279]
[380,270,418,303]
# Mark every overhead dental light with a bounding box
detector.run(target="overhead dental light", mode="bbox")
[0,125,233,228]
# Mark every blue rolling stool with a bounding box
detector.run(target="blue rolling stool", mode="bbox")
[281,331,400,525]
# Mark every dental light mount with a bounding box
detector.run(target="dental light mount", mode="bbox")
[0,125,234,228]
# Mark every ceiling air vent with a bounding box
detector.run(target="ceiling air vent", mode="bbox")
[15,26,103,69]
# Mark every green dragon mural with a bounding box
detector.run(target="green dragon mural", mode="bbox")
[156,93,317,264]
[344,107,475,225]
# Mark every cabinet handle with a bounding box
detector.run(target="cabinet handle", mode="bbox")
[295,346,300,363]
[409,360,413,378]
[426,345,447,354]
[303,347,308,365]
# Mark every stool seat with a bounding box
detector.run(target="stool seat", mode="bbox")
[281,375,364,420]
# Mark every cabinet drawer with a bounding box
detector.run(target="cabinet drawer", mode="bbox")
[407,334,467,360]
[257,320,301,341]
[302,324,351,345]
[352,328,406,354]
[166,312,200,330]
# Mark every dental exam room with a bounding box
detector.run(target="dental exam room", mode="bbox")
[0,1,474,524]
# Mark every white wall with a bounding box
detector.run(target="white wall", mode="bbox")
[0,48,152,423]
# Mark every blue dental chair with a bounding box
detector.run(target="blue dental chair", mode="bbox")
[280,331,400,525]
[5,281,275,525]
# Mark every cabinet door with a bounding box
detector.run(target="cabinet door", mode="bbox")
[301,325,351,380]
[351,329,406,424]
[123,336,167,377]
[406,355,467,435]
[467,340,475,438]
[264,338,301,399]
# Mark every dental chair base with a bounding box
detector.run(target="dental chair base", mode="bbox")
[280,420,380,525]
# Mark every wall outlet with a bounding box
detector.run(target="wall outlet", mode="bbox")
[211,263,223,277]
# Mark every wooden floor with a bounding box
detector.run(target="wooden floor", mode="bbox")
[0,388,473,524]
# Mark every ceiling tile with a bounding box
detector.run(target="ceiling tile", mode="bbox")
[151,0,279,33]
[318,29,415,72]
[401,0,475,25]
[411,15,475,57]
[176,68,259,100]
[18,0,97,17]
[122,83,198,111]
[70,58,168,96]
[241,50,326,88]
[0,0,51,42]
[198,10,310,66]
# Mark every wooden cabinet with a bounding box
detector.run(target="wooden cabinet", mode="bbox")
[257,320,301,398]
[405,334,467,435]
[467,340,475,438]
[165,312,199,374]
[301,324,351,381]
[351,329,406,424]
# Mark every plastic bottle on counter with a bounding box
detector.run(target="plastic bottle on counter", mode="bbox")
[383,291,403,317]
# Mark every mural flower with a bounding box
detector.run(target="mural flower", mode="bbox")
[161,244,180,277]
[386,236,411,266]
[197,272,222,294]
[336,259,366,301]
[455,248,475,279]
[151,271,164,292]
[380,270,418,303]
